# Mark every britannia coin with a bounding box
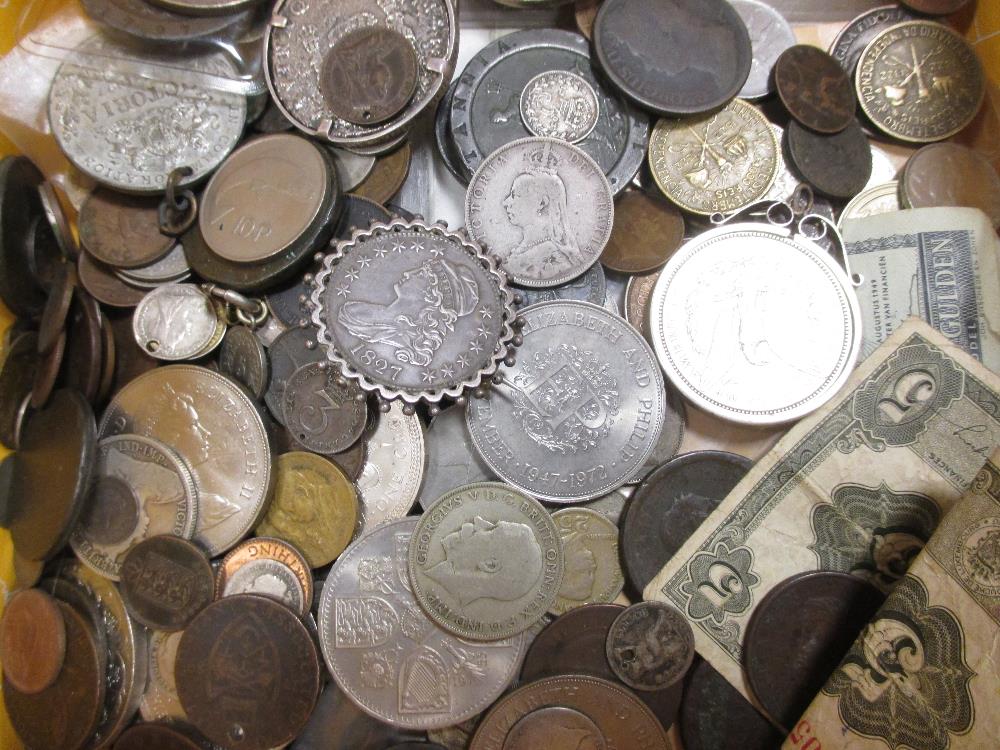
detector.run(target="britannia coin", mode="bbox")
[550,508,623,616]
[648,99,778,216]
[409,483,564,640]
[901,142,1000,228]
[520,71,600,143]
[120,536,214,632]
[132,284,225,361]
[417,405,495,511]
[100,366,272,557]
[731,0,796,101]
[48,36,246,193]
[856,20,985,143]
[356,402,425,535]
[312,219,515,404]
[606,602,695,691]
[775,45,856,134]
[282,361,368,454]
[216,537,314,617]
[467,301,666,503]
[319,517,525,729]
[648,223,861,424]
[466,137,613,288]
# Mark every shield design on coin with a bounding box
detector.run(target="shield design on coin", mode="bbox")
[399,647,449,713]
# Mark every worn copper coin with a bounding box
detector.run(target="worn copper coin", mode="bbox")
[624,269,660,344]
[743,570,885,731]
[606,602,695,691]
[321,27,419,126]
[600,190,684,273]
[900,0,970,13]
[37,262,76,355]
[108,311,158,396]
[58,291,105,403]
[503,707,605,750]
[30,328,65,409]
[264,325,326,425]
[0,454,15,526]
[218,325,270,399]
[216,536,314,617]
[79,189,174,269]
[78,251,147,308]
[621,451,751,594]
[120,535,214,631]
[352,143,412,205]
[0,331,39,448]
[469,675,668,750]
[775,45,856,134]
[681,659,784,750]
[593,0,751,116]
[113,722,204,750]
[3,600,104,750]
[176,595,320,750]
[282,361,368,454]
[0,589,66,694]
[330,435,367,481]
[901,142,1000,228]
[9,389,96,560]
[786,119,872,199]
[0,157,47,318]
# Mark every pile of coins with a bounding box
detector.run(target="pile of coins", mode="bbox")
[0,0,996,748]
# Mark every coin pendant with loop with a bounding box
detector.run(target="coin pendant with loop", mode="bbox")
[133,284,227,360]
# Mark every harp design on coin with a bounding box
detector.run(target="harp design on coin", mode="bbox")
[399,647,450,713]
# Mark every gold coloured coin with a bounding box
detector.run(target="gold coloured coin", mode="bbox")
[255,452,358,568]
[648,99,778,216]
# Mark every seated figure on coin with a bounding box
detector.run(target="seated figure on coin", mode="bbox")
[501,169,584,277]
[425,516,543,606]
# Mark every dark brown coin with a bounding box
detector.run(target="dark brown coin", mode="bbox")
[0,589,67,694]
[176,595,320,750]
[96,313,117,405]
[252,99,295,134]
[265,275,314,329]
[282,361,367,454]
[9,389,96,561]
[0,157,47,318]
[219,325,270,399]
[108,310,158,397]
[0,331,39,448]
[37,261,76,355]
[900,0,970,13]
[606,601,695,691]
[352,143,412,205]
[331,435,368,480]
[502,707,603,750]
[621,451,752,595]
[293,682,423,750]
[30,328,65,409]
[321,27,419,126]
[78,251,148,308]
[58,290,105,403]
[600,190,684,274]
[113,722,204,750]
[520,603,683,730]
[680,659,784,750]
[742,570,885,732]
[3,600,105,750]
[901,142,1000,228]
[0,454,15,526]
[79,189,175,269]
[264,325,326,426]
[593,0,752,116]
[786,119,872,200]
[120,535,215,631]
[775,45,856,134]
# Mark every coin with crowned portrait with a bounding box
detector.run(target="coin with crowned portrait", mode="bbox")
[466,137,613,288]
[216,537,314,618]
[409,482,564,640]
[520,71,600,143]
[133,284,225,361]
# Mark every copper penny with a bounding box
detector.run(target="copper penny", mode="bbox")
[114,722,204,750]
[352,142,412,205]
[786,119,872,199]
[900,0,970,13]
[120,535,215,631]
[30,328,65,409]
[59,290,105,404]
[3,600,104,750]
[503,707,605,750]
[215,536,314,617]
[176,595,320,750]
[0,589,66,694]
[321,27,419,126]
[606,601,695,691]
[77,250,147,308]
[37,261,76,355]
[79,188,174,269]
[0,331,39,448]
[901,142,1000,228]
[600,189,684,273]
[775,45,856,134]
[625,269,660,344]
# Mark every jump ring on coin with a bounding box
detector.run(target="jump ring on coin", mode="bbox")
[159,192,198,237]
[789,183,815,216]
[798,214,829,242]
[235,301,269,329]
[165,166,194,208]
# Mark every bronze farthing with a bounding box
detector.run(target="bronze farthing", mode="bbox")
[901,142,1000,228]
[321,27,419,126]
[176,595,320,750]
[0,589,66,694]
[216,536,314,617]
[352,143,412,205]
[775,45,856,134]
[786,119,873,199]
[120,535,215,631]
[600,189,684,273]
[606,601,695,691]
[79,189,174,269]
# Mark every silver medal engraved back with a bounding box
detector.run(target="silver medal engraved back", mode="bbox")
[311,219,516,406]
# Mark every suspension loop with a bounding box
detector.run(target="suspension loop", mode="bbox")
[789,183,815,217]
[159,167,198,236]
[201,284,270,329]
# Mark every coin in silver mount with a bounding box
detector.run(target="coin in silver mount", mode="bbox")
[519,71,600,143]
[132,284,224,361]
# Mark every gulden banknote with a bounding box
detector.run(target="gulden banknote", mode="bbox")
[644,319,1000,704]
[784,447,1000,750]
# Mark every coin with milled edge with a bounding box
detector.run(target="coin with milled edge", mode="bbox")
[775,45,856,134]
[0,589,66,695]
[133,284,225,361]
[786,120,872,200]
[901,143,1000,228]
[79,189,174,269]
[466,137,614,288]
[828,5,916,75]
[409,482,564,641]
[839,181,900,228]
[857,21,985,143]
[606,601,694,691]
[731,0,795,100]
[649,99,778,216]
[520,71,600,143]
[550,508,623,615]
[218,325,270,398]
[467,301,666,503]
[283,361,368,454]
[649,223,860,425]
[100,365,272,557]
[600,190,683,273]
[319,517,526,729]
[312,219,515,404]
[593,0,751,116]
[357,402,425,535]
[417,405,495,511]
[216,536,313,617]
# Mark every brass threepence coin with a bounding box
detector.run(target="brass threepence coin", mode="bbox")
[0,589,66,694]
[176,595,320,750]
[78,188,174,269]
[856,20,985,143]
[901,142,1000,228]
[216,536,314,617]
[774,45,856,134]
[606,601,695,691]
[255,452,358,568]
[120,535,215,631]
[282,361,368,454]
[550,507,624,616]
[786,119,873,199]
[600,189,684,273]
[648,99,778,216]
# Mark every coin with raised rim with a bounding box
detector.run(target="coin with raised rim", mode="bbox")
[218,324,270,399]
[775,45,856,134]
[731,0,796,101]
[839,181,901,228]
[901,142,1000,228]
[264,325,326,425]
[828,5,916,75]
[138,631,186,723]
[216,536,314,617]
[520,71,600,143]
[357,401,425,535]
[79,189,174,269]
[120,536,214,632]
[550,507,623,615]
[606,601,695,691]
[282,361,368,454]
[133,284,225,361]
[0,589,66,695]
[503,707,605,750]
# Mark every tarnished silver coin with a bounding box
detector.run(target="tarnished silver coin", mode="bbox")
[357,402,425,536]
[520,71,600,143]
[218,325,270,399]
[319,517,526,729]
[133,284,225,361]
[70,435,198,581]
[575,485,631,527]
[839,181,901,229]
[417,405,495,512]
[139,630,185,723]
[514,262,606,309]
[409,483,564,640]
[282,361,368,455]
[328,148,377,192]
[648,223,861,425]
[116,243,191,287]
[731,0,796,100]
[550,508,623,616]
[100,365,272,557]
[48,36,246,193]
[264,325,326,425]
[467,301,666,503]
[466,137,614,288]
[606,602,694,692]
[312,219,515,405]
